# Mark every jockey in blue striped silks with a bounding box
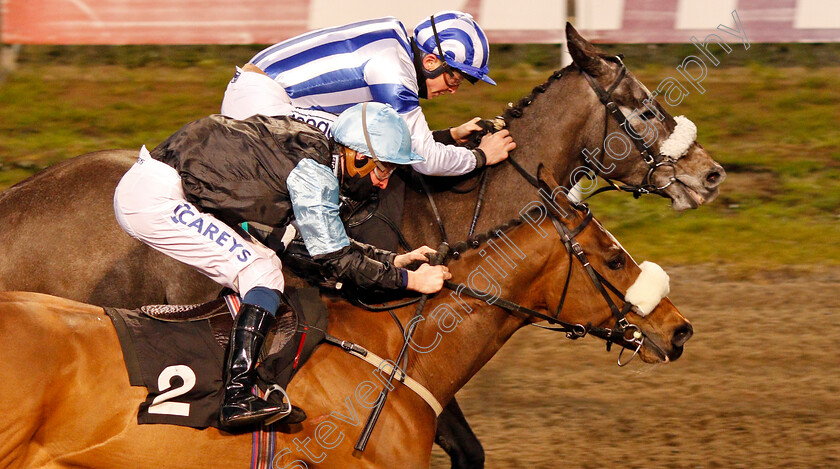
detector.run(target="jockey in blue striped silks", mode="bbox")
[221,11,516,177]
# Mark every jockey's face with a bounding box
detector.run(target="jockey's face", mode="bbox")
[423,55,463,99]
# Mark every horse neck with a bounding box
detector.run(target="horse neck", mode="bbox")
[473,71,604,234]
[401,220,555,405]
[511,71,605,180]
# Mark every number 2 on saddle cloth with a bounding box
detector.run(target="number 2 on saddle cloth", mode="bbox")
[105,289,327,429]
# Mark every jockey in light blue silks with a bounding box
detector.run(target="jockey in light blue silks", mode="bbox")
[114,103,452,428]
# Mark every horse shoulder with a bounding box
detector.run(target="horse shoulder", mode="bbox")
[0,292,139,465]
[282,299,437,465]
[0,292,434,467]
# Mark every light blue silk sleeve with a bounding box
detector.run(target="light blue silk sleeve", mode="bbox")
[287,159,351,257]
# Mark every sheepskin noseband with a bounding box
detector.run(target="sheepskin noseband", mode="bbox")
[659,116,696,160]
[624,261,670,316]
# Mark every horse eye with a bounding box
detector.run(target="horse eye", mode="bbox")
[640,110,657,120]
[607,253,626,270]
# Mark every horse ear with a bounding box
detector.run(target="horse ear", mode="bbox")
[566,22,609,77]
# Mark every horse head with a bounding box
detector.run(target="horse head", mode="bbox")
[495,167,693,364]
[563,23,726,211]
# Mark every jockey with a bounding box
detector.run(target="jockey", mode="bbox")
[221,10,516,178]
[113,102,452,428]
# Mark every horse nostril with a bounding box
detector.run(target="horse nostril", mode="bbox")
[705,166,726,187]
[672,323,694,348]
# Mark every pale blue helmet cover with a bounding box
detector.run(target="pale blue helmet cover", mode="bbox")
[414,11,495,85]
[332,102,424,165]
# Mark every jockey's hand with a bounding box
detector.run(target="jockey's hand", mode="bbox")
[406,263,452,294]
[394,245,438,268]
[450,117,483,144]
[479,129,516,165]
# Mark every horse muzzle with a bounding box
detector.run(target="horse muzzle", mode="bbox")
[665,150,726,211]
[634,319,693,364]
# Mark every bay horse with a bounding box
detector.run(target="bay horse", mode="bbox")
[0,172,692,468]
[0,24,717,468]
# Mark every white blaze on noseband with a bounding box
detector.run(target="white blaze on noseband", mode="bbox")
[624,261,670,316]
[659,116,697,160]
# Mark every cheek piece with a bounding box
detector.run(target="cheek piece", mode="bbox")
[624,261,670,317]
[659,116,697,159]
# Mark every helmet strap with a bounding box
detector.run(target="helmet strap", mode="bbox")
[414,16,478,85]
[360,103,391,174]
[412,40,447,80]
[343,102,388,178]
[430,15,447,63]
[360,102,379,162]
[425,14,451,77]
[411,41,434,100]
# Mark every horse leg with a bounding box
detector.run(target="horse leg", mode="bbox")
[434,398,485,469]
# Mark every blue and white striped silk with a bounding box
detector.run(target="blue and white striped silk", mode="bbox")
[414,11,494,85]
[251,17,417,118]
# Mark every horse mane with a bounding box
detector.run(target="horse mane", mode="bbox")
[501,63,577,121]
[449,204,544,256]
[500,49,621,122]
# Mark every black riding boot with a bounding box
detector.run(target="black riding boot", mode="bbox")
[220,303,286,428]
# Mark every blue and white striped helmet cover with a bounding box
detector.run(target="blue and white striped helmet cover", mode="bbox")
[414,11,495,85]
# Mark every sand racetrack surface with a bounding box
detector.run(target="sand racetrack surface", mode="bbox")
[431,265,840,469]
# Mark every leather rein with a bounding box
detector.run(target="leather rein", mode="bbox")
[349,59,680,450]
[441,201,647,367]
[355,56,685,360]
[417,55,682,254]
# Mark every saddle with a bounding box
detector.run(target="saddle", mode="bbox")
[106,287,327,429]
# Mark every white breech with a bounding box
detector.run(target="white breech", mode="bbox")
[113,146,285,295]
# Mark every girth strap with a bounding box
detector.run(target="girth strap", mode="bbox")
[324,334,443,416]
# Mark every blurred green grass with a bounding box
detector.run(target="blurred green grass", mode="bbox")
[1,45,838,268]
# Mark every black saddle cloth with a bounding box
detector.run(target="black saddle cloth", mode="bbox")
[106,287,327,429]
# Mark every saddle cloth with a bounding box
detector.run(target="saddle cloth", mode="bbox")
[106,287,327,429]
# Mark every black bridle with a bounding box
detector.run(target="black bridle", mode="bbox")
[352,199,652,453]
[502,56,685,202]
[364,56,686,258]
[580,55,680,199]
[351,58,683,354]
[418,56,687,256]
[443,201,648,366]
